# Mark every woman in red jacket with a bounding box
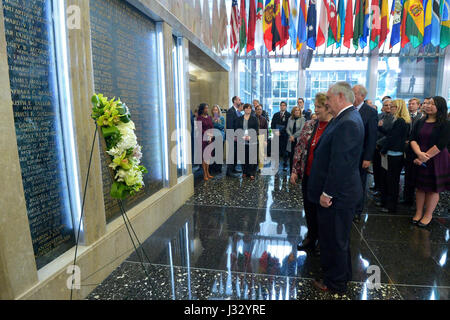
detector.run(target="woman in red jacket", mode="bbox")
[290,93,333,255]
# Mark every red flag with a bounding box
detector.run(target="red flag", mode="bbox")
[328,0,338,45]
[343,0,353,48]
[317,0,329,47]
[247,0,256,52]
[400,1,409,48]
[263,0,275,52]
[273,0,288,49]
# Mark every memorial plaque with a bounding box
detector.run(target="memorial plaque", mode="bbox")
[90,0,164,222]
[2,0,75,269]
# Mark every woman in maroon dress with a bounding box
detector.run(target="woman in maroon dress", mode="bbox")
[410,96,450,227]
[197,103,214,181]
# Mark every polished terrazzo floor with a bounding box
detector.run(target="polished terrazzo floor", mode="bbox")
[87,166,450,300]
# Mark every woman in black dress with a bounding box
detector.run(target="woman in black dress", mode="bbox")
[235,104,259,180]
[410,96,450,227]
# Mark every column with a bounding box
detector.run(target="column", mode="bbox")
[437,47,450,97]
[298,57,307,105]
[67,0,106,245]
[0,2,38,299]
[366,48,379,101]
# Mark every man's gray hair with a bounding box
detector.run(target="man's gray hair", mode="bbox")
[330,82,355,104]
[353,84,368,99]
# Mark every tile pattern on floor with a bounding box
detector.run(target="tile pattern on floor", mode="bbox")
[87,168,450,300]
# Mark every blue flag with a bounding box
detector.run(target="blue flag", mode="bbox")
[306,0,317,49]
[297,0,308,48]
[289,0,299,47]
[360,0,370,48]
[390,0,402,48]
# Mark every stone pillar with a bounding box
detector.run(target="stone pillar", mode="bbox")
[67,0,106,245]
[366,48,379,101]
[0,2,38,299]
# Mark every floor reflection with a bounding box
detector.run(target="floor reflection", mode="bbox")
[88,169,450,300]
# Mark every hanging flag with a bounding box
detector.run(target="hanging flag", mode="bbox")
[379,0,390,47]
[430,0,441,46]
[390,0,402,47]
[441,0,450,48]
[343,0,353,48]
[230,0,240,53]
[239,0,248,53]
[297,0,308,50]
[248,0,257,52]
[263,0,275,51]
[289,0,299,48]
[361,0,370,48]
[424,0,433,45]
[219,0,228,51]
[317,0,330,47]
[212,0,220,52]
[370,0,381,50]
[255,0,265,50]
[280,0,291,48]
[405,0,425,48]
[354,0,364,49]
[306,0,317,49]
[327,0,338,47]
[401,0,410,48]
[336,0,345,48]
[272,0,282,50]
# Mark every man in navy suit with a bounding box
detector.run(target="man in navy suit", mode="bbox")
[226,96,243,177]
[308,82,364,294]
[352,85,378,222]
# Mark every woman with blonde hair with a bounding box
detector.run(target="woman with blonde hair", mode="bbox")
[379,99,411,213]
[290,93,331,254]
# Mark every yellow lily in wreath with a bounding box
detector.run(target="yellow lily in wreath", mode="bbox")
[112,151,133,170]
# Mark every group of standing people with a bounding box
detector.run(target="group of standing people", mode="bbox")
[192,83,449,294]
[289,84,449,294]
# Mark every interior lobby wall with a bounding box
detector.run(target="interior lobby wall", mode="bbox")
[0,0,229,300]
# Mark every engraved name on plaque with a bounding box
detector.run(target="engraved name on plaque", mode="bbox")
[90,0,164,222]
[2,0,75,269]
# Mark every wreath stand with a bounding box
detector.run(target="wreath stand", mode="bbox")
[69,125,156,300]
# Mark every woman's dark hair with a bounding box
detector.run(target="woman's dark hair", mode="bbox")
[198,103,209,116]
[243,103,252,110]
[431,96,448,125]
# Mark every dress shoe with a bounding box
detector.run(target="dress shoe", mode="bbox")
[417,219,432,228]
[312,279,329,292]
[411,218,420,225]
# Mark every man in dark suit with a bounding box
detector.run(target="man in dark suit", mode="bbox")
[308,82,364,294]
[402,97,424,205]
[271,101,291,170]
[352,85,378,222]
[226,96,243,177]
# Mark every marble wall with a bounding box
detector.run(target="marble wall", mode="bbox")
[0,0,230,300]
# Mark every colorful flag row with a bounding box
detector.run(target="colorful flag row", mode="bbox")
[230,0,450,53]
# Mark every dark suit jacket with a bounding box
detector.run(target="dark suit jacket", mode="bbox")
[234,115,260,145]
[226,106,241,130]
[380,118,410,154]
[270,111,291,136]
[307,107,365,209]
[358,103,378,162]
